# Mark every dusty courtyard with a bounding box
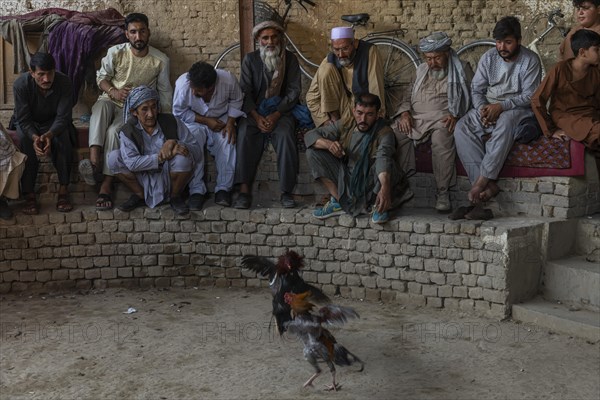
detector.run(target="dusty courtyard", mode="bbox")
[0,287,598,400]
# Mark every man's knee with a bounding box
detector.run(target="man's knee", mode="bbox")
[169,154,193,172]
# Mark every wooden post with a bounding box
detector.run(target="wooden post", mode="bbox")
[239,0,255,60]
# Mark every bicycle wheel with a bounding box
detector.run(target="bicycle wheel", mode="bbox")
[457,40,495,71]
[214,42,242,75]
[365,37,421,118]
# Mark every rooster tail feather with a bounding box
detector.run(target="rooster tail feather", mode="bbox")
[333,344,364,371]
[275,312,292,336]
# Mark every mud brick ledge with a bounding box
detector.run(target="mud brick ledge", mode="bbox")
[1,205,556,320]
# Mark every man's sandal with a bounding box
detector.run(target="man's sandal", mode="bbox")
[22,196,39,215]
[56,194,73,213]
[96,193,113,211]
[118,194,145,212]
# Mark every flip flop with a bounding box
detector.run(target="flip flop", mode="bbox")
[56,194,73,213]
[96,193,113,211]
[448,205,474,220]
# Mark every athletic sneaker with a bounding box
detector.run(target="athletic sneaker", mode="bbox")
[313,198,344,219]
[371,210,390,224]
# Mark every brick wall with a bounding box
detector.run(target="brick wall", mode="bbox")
[1,205,558,319]
[0,0,575,98]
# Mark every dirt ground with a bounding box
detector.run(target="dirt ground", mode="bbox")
[0,287,598,400]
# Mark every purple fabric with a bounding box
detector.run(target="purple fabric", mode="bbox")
[48,21,125,103]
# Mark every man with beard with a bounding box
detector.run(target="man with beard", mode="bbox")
[233,20,301,209]
[173,61,245,209]
[306,27,385,130]
[305,93,408,224]
[12,52,75,214]
[393,32,473,212]
[80,13,173,212]
[453,16,542,220]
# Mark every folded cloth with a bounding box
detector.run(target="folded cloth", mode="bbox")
[257,96,315,129]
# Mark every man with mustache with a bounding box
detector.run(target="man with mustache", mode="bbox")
[453,16,542,220]
[305,93,408,224]
[233,21,302,209]
[12,52,75,214]
[306,27,385,130]
[80,13,173,212]
[393,31,473,213]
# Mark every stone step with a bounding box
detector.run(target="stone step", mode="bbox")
[542,255,600,311]
[545,219,577,261]
[512,297,600,343]
[577,215,600,262]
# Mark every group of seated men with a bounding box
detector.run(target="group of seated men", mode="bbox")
[1,0,599,223]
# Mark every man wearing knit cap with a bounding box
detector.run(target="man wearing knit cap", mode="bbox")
[233,20,302,209]
[393,31,473,212]
[306,26,385,129]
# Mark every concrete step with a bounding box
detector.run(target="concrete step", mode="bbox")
[577,215,600,262]
[512,297,600,342]
[543,255,600,311]
[545,219,577,261]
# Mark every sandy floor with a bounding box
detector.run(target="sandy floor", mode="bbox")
[1,287,598,400]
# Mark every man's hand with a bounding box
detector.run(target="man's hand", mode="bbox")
[205,117,226,133]
[396,111,413,133]
[326,139,345,158]
[552,129,570,142]
[265,111,281,133]
[173,143,190,157]
[480,104,503,127]
[441,115,458,134]
[110,86,131,103]
[33,132,53,156]
[223,118,236,145]
[158,139,178,163]
[253,114,270,133]
[375,183,392,213]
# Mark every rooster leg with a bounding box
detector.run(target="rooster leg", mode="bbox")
[303,371,320,388]
[324,362,340,391]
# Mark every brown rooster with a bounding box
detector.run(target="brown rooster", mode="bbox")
[284,291,364,391]
[240,250,330,335]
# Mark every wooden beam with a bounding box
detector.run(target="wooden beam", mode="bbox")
[239,0,254,60]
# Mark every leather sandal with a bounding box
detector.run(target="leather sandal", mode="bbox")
[22,195,39,215]
[56,194,73,212]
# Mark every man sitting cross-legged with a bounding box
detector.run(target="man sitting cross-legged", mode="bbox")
[108,86,203,215]
[305,93,409,224]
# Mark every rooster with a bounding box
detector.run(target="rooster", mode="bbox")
[240,250,330,335]
[284,291,364,391]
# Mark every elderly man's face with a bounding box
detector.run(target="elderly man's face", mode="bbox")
[258,28,281,52]
[353,103,379,132]
[331,38,357,67]
[132,99,158,132]
[424,51,449,71]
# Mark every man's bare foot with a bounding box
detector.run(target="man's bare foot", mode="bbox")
[468,183,486,204]
[479,181,500,202]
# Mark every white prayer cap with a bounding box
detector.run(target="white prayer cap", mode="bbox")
[331,27,354,40]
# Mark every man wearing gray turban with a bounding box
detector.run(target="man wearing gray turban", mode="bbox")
[392,31,473,212]
[107,85,203,215]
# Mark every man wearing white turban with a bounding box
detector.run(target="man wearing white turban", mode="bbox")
[393,31,473,212]
[306,26,385,130]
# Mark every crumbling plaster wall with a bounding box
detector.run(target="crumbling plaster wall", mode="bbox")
[2,0,575,84]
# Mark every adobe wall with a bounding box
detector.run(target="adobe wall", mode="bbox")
[1,0,575,89]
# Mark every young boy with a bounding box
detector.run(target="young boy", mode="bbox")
[532,29,600,152]
[560,0,600,60]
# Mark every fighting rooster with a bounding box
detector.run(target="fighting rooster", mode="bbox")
[240,250,330,334]
[284,291,364,391]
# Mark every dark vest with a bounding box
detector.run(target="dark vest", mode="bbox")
[326,39,373,95]
[119,113,178,154]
